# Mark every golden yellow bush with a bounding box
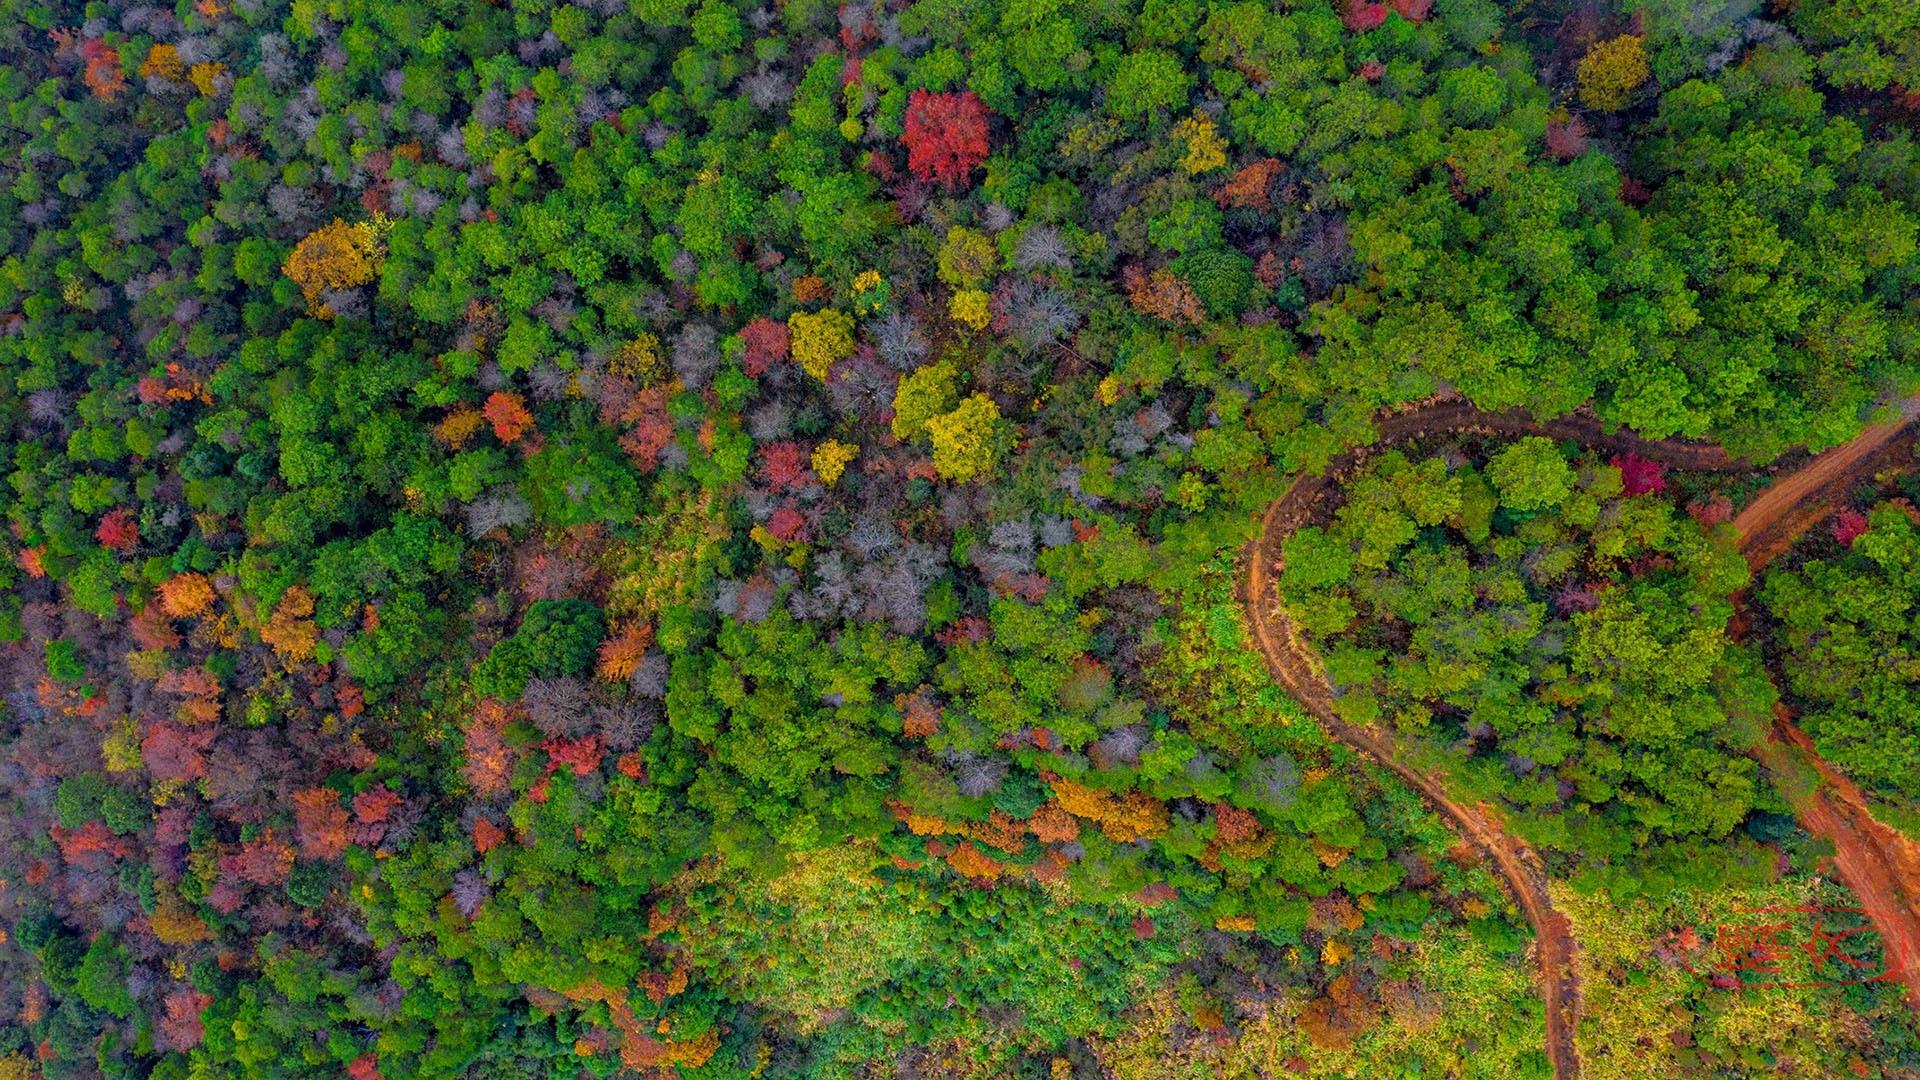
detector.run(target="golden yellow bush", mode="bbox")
[189,61,226,96]
[948,288,991,330]
[925,393,1003,482]
[141,44,184,80]
[1172,114,1228,174]
[787,309,855,380]
[261,585,318,662]
[1577,35,1649,111]
[283,219,383,315]
[1049,776,1168,842]
[810,439,858,485]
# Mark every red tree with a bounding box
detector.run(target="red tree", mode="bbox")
[292,787,350,860]
[142,722,216,783]
[902,90,991,189]
[484,391,534,444]
[759,441,812,490]
[473,817,507,853]
[1342,0,1388,31]
[81,38,125,99]
[462,700,515,798]
[543,734,604,777]
[767,505,806,543]
[618,387,674,471]
[740,318,790,377]
[96,508,139,552]
[352,785,405,847]
[228,829,295,886]
[1611,453,1667,495]
[1545,116,1590,161]
[160,989,211,1052]
[1832,509,1870,546]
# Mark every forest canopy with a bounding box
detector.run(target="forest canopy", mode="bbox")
[0,0,1916,1073]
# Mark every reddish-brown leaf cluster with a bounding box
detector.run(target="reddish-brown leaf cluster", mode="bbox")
[472,817,508,853]
[758,441,813,490]
[902,89,991,189]
[142,721,216,783]
[1342,0,1387,31]
[766,505,806,543]
[1213,803,1264,845]
[463,700,515,799]
[292,787,350,860]
[225,828,295,886]
[617,387,674,471]
[95,508,139,552]
[1298,974,1381,1050]
[1122,266,1205,326]
[1215,159,1284,211]
[897,687,942,738]
[740,317,789,376]
[484,391,534,444]
[131,604,182,650]
[53,822,133,866]
[1027,801,1080,843]
[81,37,125,98]
[160,989,212,1053]
[543,734,604,777]
[351,785,404,847]
[1545,115,1590,161]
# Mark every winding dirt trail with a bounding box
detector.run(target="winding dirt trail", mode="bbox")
[1729,415,1920,1009]
[1244,398,1920,1078]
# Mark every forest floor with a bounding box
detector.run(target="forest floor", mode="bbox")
[1243,395,1920,1080]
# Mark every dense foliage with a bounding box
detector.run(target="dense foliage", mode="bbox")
[1761,502,1920,837]
[0,0,1914,1072]
[1282,442,1779,884]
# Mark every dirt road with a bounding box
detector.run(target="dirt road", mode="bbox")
[1733,407,1917,570]
[1244,396,1920,1077]
[1753,709,1920,1006]
[1727,405,1920,1008]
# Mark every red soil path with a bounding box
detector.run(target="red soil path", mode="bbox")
[1244,397,1920,1078]
[1734,407,1917,571]
[1729,411,1920,1010]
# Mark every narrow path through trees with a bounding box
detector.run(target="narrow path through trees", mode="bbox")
[1244,398,1920,1080]
[1731,420,1920,1011]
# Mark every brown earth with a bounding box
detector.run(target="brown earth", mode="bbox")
[1729,413,1920,1010]
[1243,396,1920,1079]
[1734,412,1916,571]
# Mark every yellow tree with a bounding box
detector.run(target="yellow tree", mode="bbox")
[283,218,383,315]
[925,394,1005,482]
[787,309,855,380]
[1577,35,1649,111]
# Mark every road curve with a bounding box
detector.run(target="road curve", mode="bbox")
[1244,397,1920,1078]
[1730,417,1920,1009]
